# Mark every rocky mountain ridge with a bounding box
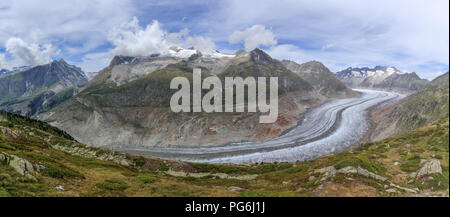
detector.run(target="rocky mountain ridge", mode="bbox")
[282,60,358,98]
[0,59,88,116]
[38,49,332,149]
[0,66,31,78]
[335,66,429,94]
[368,72,449,141]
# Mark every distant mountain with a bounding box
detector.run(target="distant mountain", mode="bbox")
[0,66,31,78]
[0,59,88,116]
[335,66,428,94]
[83,71,98,80]
[220,49,314,93]
[282,60,358,98]
[369,72,449,141]
[39,49,326,149]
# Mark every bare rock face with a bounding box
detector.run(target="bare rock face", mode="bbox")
[0,59,88,117]
[416,159,442,178]
[0,152,36,180]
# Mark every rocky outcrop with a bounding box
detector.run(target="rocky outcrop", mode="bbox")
[313,165,421,194]
[165,169,257,181]
[0,152,37,180]
[0,126,19,138]
[415,159,442,178]
[52,144,132,166]
[314,166,387,182]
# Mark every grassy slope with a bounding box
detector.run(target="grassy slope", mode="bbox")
[1,109,448,197]
[371,72,449,140]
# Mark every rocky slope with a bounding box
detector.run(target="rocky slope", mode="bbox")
[0,60,88,116]
[335,66,428,94]
[1,110,447,197]
[368,72,449,141]
[282,60,358,98]
[39,49,327,149]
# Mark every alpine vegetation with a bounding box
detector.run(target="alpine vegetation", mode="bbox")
[170,68,279,123]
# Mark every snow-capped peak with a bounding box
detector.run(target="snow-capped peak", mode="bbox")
[336,66,405,79]
[0,66,31,78]
[167,46,235,59]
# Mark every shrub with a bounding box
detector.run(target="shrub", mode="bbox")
[158,165,170,172]
[46,165,65,179]
[399,155,422,173]
[134,156,146,167]
[46,164,84,179]
[137,175,157,184]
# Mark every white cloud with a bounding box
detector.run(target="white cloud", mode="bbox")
[107,17,217,56]
[0,0,134,70]
[205,0,449,77]
[108,17,171,56]
[184,36,216,53]
[0,0,134,45]
[5,37,60,66]
[229,25,277,50]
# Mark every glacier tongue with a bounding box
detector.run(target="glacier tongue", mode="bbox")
[118,89,402,164]
[201,89,402,164]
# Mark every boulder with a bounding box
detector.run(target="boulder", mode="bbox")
[227,186,244,191]
[416,159,442,178]
[0,152,36,180]
[337,166,357,174]
[56,185,65,191]
[314,166,336,176]
[336,166,387,182]
[356,167,387,182]
[385,188,397,193]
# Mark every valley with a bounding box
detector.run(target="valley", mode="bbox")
[116,89,403,163]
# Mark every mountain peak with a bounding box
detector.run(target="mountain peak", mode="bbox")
[249,48,274,64]
[302,60,326,67]
[58,58,67,64]
[109,56,136,67]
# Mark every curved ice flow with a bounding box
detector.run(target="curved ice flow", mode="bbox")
[122,89,402,164]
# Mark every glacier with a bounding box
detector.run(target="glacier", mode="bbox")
[120,89,403,164]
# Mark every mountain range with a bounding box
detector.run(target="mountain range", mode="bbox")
[0,47,442,151]
[38,48,354,148]
[0,59,87,117]
[335,66,429,94]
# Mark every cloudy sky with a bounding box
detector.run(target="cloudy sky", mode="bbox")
[0,0,448,79]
